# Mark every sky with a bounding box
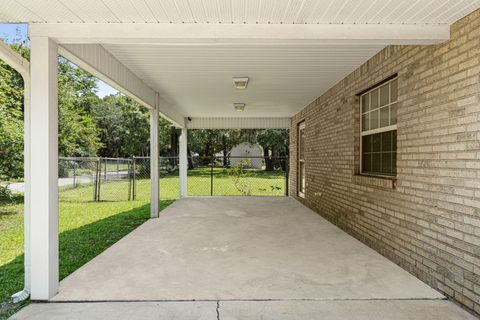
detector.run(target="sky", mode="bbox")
[0,23,118,98]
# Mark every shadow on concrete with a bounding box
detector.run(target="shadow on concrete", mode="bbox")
[0,200,174,319]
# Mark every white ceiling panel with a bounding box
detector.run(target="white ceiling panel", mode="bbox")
[56,0,120,23]
[2,0,478,24]
[13,0,82,23]
[101,43,385,117]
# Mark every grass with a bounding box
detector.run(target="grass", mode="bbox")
[0,187,173,319]
[0,167,286,319]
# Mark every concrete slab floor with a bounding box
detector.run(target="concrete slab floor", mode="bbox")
[11,300,479,320]
[52,197,443,301]
[12,197,478,319]
[219,300,479,320]
[9,301,217,320]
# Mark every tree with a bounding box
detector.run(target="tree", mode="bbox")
[186,129,289,171]
[0,109,23,180]
[93,93,174,158]
[1,33,181,178]
[256,129,289,171]
[188,129,222,164]
[0,41,28,181]
[57,58,102,156]
[1,40,103,179]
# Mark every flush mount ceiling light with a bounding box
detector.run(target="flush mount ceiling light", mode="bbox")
[234,103,246,112]
[232,77,249,89]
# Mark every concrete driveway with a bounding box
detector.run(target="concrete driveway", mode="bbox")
[4,171,129,193]
[11,197,478,319]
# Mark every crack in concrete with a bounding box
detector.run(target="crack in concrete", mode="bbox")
[216,301,220,320]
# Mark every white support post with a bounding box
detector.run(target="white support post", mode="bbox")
[29,37,59,300]
[179,128,188,197]
[150,99,159,218]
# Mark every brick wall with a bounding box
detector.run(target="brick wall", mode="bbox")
[289,9,480,314]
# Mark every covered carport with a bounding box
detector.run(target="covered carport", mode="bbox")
[1,1,479,319]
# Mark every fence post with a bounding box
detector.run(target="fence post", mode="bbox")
[97,159,101,201]
[285,157,289,196]
[93,159,99,201]
[210,160,214,196]
[132,156,137,200]
[104,158,107,180]
[73,164,76,188]
[128,160,132,201]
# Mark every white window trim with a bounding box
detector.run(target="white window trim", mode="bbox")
[359,77,398,176]
[361,124,397,136]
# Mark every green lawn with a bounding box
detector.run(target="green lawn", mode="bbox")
[0,182,172,319]
[0,168,286,319]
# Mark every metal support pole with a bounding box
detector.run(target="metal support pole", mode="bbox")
[96,159,101,201]
[285,157,289,196]
[133,157,137,200]
[210,161,214,196]
[179,127,188,197]
[93,160,98,201]
[128,161,132,201]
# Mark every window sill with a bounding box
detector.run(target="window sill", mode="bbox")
[352,174,396,190]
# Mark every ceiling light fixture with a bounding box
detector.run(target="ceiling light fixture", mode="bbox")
[234,103,245,112]
[232,77,249,89]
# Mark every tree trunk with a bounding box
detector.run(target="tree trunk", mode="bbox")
[264,147,274,171]
[169,128,178,166]
[187,146,194,169]
[279,151,288,171]
[222,135,228,167]
[203,142,211,166]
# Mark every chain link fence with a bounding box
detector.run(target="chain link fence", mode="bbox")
[58,155,287,202]
[187,156,288,197]
[59,157,148,202]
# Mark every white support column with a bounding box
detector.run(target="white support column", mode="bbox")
[150,100,159,218]
[179,128,188,197]
[29,37,59,300]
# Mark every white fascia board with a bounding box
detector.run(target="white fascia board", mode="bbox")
[0,40,29,79]
[30,23,450,45]
[187,117,291,129]
[58,44,184,127]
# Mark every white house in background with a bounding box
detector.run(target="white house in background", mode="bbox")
[230,142,264,169]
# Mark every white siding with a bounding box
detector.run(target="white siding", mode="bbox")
[187,117,290,129]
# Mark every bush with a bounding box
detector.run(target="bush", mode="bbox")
[0,110,23,181]
[0,185,14,202]
[229,160,252,196]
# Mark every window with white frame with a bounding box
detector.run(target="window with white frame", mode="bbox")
[360,77,397,176]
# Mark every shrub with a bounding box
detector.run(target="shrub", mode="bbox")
[0,185,14,202]
[229,160,252,196]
